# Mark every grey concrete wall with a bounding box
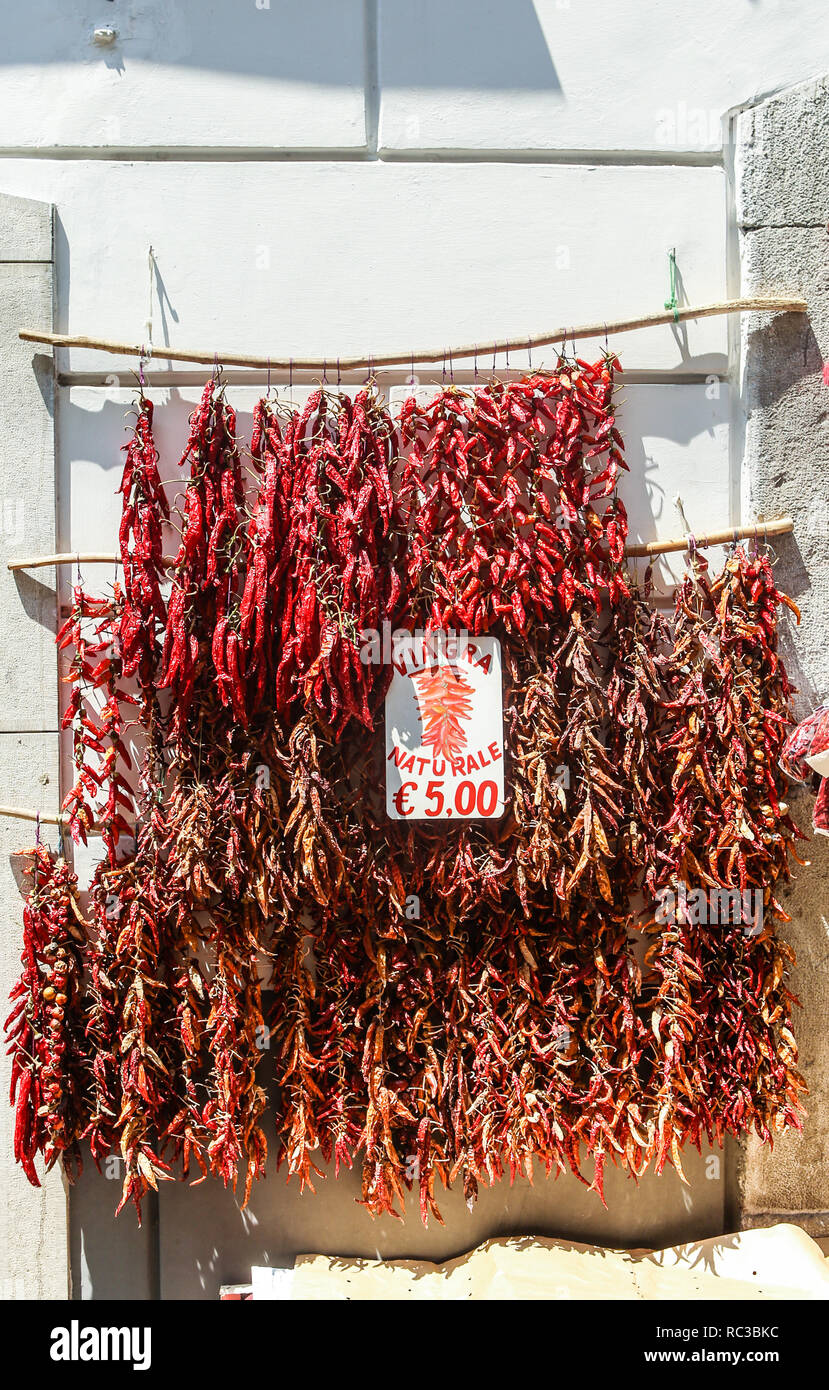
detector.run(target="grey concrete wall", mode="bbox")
[732,75,829,1237]
[0,193,70,1295]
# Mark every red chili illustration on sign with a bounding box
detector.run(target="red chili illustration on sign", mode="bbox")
[412,663,474,762]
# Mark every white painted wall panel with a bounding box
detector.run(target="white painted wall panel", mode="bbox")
[0,0,367,150]
[379,0,829,152]
[0,160,727,374]
[614,382,731,588]
[0,263,59,731]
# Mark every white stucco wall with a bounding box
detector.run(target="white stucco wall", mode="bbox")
[1,1,828,1298]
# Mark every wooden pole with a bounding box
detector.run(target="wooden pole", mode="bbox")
[6,552,175,572]
[7,518,793,573]
[623,516,793,557]
[19,296,807,373]
[0,805,68,827]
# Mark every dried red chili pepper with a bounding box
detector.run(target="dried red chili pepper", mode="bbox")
[399,354,625,636]
[160,374,249,730]
[5,845,88,1186]
[275,385,406,734]
[118,393,169,690]
[58,586,135,854]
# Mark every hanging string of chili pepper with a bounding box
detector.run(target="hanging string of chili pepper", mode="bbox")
[58,586,135,854]
[274,386,406,734]
[118,393,169,693]
[5,844,88,1186]
[641,543,806,1174]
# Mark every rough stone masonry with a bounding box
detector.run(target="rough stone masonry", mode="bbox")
[734,73,829,1237]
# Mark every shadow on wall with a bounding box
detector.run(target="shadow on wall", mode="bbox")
[743,311,823,415]
[0,0,561,92]
[740,309,827,707]
[379,0,561,94]
[0,0,361,84]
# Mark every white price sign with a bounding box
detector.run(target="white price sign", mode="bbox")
[385,633,505,820]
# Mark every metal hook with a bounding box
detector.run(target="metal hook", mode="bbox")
[527,338,532,372]
[266,357,271,396]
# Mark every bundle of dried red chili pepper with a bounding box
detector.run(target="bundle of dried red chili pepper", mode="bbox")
[399,356,627,635]
[6,845,88,1186]
[641,545,806,1170]
[59,585,136,858]
[5,366,810,1227]
[239,397,293,715]
[160,374,249,729]
[118,393,169,691]
[274,386,406,733]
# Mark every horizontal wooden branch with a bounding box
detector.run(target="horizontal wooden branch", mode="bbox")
[7,552,176,572]
[19,296,807,372]
[0,804,71,828]
[7,518,793,574]
[624,516,793,557]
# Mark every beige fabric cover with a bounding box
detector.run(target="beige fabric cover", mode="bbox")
[286,1223,829,1300]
